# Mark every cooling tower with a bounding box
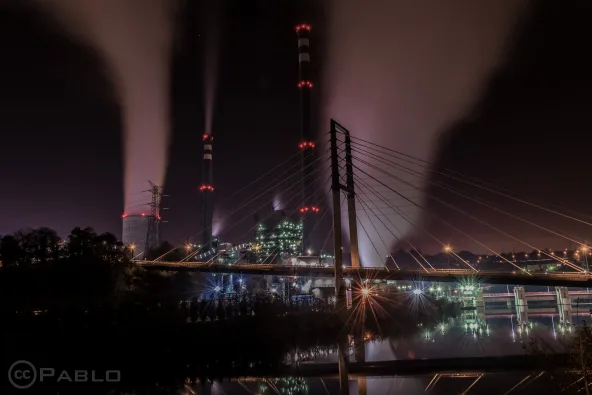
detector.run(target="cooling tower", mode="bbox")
[122,214,152,259]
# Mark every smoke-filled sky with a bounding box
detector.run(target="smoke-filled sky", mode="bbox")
[1,0,592,255]
[39,0,175,215]
[323,0,528,264]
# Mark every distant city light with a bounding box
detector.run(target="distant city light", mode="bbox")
[412,289,422,295]
[444,245,452,253]
[214,286,221,292]
[362,288,370,296]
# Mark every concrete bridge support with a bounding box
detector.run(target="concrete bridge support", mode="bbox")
[337,333,350,395]
[514,286,529,325]
[475,292,485,316]
[357,377,367,395]
[556,286,572,323]
[354,325,367,394]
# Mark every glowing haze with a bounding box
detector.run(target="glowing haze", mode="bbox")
[40,0,175,215]
[323,0,527,264]
[204,3,221,137]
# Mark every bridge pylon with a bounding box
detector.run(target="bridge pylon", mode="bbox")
[330,120,362,297]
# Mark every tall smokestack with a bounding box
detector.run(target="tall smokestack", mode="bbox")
[296,24,318,253]
[200,133,214,248]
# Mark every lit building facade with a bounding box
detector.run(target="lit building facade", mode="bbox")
[254,210,303,263]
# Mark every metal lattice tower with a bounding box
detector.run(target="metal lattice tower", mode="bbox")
[145,181,162,253]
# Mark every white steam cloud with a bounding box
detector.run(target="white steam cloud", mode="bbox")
[39,0,175,215]
[323,0,527,264]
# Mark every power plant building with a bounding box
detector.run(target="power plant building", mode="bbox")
[254,210,303,263]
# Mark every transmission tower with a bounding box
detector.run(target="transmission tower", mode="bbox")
[145,181,163,254]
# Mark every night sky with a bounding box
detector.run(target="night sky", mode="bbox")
[1,0,591,254]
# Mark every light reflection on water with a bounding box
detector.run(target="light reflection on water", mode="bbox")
[198,311,580,395]
[300,313,589,365]
[307,284,592,363]
[184,284,589,394]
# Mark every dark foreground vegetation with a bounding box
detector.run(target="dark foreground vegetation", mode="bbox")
[1,227,458,394]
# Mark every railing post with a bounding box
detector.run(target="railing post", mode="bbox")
[344,130,360,268]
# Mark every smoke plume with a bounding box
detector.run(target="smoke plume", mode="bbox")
[39,0,175,214]
[204,3,221,137]
[323,0,527,264]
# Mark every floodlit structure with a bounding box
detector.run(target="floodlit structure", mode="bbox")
[296,23,319,252]
[200,133,215,251]
[254,210,303,263]
[122,214,152,259]
[122,182,162,259]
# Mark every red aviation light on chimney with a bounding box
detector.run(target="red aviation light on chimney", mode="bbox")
[299,141,315,149]
[203,134,213,142]
[300,206,320,214]
[122,214,128,218]
[297,80,313,88]
[199,185,214,191]
[296,24,311,32]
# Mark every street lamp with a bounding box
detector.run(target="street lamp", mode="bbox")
[129,243,136,259]
[581,245,589,272]
[444,245,452,269]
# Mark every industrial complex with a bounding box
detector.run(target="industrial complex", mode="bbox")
[121,22,319,272]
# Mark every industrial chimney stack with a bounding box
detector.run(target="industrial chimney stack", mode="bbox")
[296,23,318,252]
[200,133,214,248]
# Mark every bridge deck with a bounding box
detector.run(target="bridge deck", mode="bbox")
[135,261,592,287]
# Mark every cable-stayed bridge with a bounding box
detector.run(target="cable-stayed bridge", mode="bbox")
[135,120,592,289]
[135,261,592,287]
[128,120,592,394]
